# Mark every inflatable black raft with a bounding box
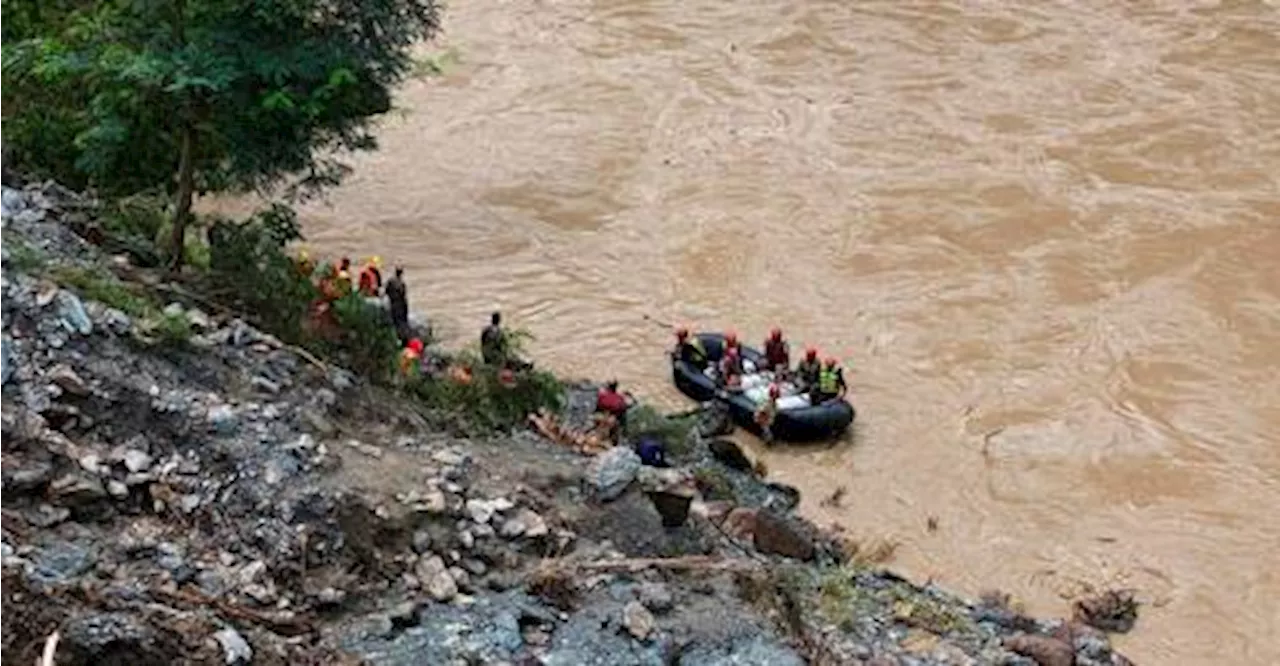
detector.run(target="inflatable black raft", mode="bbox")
[672,332,855,443]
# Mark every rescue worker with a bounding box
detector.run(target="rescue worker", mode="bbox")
[795,346,822,389]
[673,327,709,368]
[595,380,633,443]
[294,248,315,279]
[331,257,354,298]
[357,256,383,297]
[385,266,409,343]
[480,311,507,366]
[723,331,740,355]
[813,357,848,404]
[754,383,781,444]
[762,327,790,372]
[720,346,744,389]
[399,338,425,377]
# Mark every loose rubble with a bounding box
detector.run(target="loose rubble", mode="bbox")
[2,181,1138,665]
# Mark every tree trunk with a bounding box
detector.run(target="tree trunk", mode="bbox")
[168,122,195,273]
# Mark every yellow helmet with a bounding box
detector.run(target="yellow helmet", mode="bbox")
[371,255,383,268]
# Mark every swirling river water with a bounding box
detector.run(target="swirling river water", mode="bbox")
[266,1,1280,662]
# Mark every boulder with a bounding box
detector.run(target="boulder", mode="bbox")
[214,627,253,665]
[1004,634,1075,666]
[590,447,641,501]
[751,510,815,561]
[622,600,655,641]
[707,439,753,473]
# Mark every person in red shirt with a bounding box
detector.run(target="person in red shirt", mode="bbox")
[595,380,633,442]
[762,327,790,373]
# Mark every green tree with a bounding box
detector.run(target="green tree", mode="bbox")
[2,0,441,268]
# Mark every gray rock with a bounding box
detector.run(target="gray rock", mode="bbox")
[30,542,98,583]
[591,447,642,501]
[4,459,54,493]
[388,601,420,627]
[100,308,132,335]
[122,448,153,473]
[466,499,498,524]
[412,529,434,555]
[432,449,470,467]
[48,364,90,396]
[62,613,157,661]
[56,290,93,335]
[163,302,185,318]
[107,479,129,498]
[637,582,675,614]
[317,587,347,606]
[500,509,548,539]
[251,375,280,394]
[1,336,13,385]
[207,405,238,434]
[25,503,71,528]
[417,555,457,602]
[458,530,476,550]
[185,308,213,330]
[49,472,107,505]
[238,559,267,585]
[155,542,185,571]
[214,627,253,665]
[622,600,655,641]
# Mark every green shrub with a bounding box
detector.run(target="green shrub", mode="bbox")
[205,203,316,338]
[625,404,698,456]
[5,239,47,272]
[326,293,401,380]
[407,343,565,431]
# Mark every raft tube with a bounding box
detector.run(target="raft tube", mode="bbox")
[672,332,855,443]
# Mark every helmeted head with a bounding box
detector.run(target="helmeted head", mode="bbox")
[824,357,837,368]
[770,327,783,342]
[408,338,424,354]
[724,331,738,347]
[768,383,781,399]
[805,347,818,361]
[491,312,501,326]
[606,380,619,392]
[395,265,405,278]
[371,255,383,268]
[339,257,351,270]
[676,327,689,341]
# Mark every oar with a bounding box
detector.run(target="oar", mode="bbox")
[642,313,674,330]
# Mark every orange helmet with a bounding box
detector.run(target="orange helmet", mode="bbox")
[770,327,782,342]
[768,383,781,399]
[805,347,818,360]
[725,331,738,347]
[825,357,837,368]
[676,327,689,340]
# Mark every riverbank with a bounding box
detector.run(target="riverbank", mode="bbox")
[2,181,1137,664]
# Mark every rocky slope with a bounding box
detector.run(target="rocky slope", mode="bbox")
[1,182,1136,665]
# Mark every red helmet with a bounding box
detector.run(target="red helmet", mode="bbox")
[725,331,738,347]
[770,327,782,341]
[825,357,837,368]
[676,327,689,340]
[805,347,818,360]
[408,338,424,354]
[768,383,781,399]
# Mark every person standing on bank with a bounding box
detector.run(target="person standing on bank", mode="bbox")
[481,311,507,366]
[385,265,410,343]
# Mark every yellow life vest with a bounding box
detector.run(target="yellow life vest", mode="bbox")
[819,368,840,394]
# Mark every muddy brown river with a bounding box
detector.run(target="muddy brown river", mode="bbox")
[256,0,1280,662]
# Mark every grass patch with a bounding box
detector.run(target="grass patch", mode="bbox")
[5,239,47,272]
[51,265,153,317]
[692,466,736,502]
[816,565,975,636]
